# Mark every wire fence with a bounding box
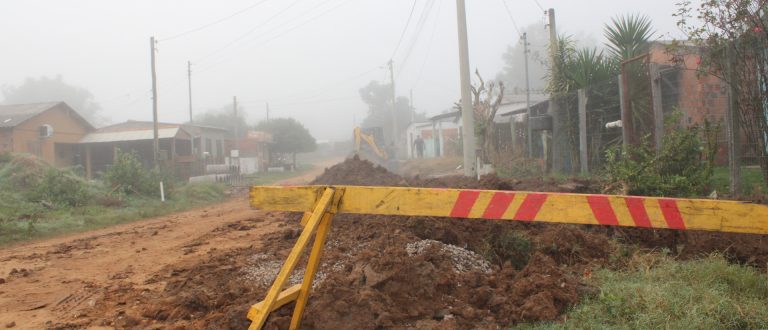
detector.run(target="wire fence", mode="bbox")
[491,59,760,181]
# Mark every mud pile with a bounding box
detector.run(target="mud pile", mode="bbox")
[61,156,768,329]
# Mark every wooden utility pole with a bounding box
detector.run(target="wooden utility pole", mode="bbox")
[455,0,476,177]
[546,8,562,173]
[410,88,414,123]
[578,89,588,174]
[188,61,193,123]
[233,96,239,151]
[388,60,399,149]
[522,32,533,158]
[726,43,741,195]
[650,63,663,151]
[150,36,159,170]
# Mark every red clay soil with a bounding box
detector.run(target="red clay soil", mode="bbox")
[40,156,768,329]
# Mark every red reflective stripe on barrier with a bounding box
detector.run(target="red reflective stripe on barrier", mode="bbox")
[625,197,652,228]
[659,199,686,230]
[482,192,516,219]
[587,196,619,226]
[514,193,548,221]
[450,190,481,218]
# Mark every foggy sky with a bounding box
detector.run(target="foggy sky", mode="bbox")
[0,0,697,141]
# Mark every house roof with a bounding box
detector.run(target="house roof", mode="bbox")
[96,120,229,134]
[498,99,549,117]
[0,102,93,129]
[80,127,189,143]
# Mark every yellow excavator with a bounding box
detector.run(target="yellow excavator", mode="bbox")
[353,126,389,162]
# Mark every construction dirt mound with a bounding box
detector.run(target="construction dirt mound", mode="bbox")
[62,156,768,329]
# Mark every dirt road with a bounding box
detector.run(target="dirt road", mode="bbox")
[0,158,341,329]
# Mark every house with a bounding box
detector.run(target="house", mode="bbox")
[0,102,93,167]
[649,41,730,163]
[497,94,551,158]
[79,121,194,179]
[234,130,272,174]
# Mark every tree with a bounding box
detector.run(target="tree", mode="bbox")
[255,118,316,169]
[358,81,424,144]
[675,0,768,186]
[193,102,248,139]
[545,34,619,171]
[497,22,549,93]
[464,70,504,162]
[2,75,103,125]
[603,14,655,60]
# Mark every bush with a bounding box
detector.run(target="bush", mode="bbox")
[101,150,159,197]
[28,168,91,207]
[603,115,717,197]
[0,152,12,164]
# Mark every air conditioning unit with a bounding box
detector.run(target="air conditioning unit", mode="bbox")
[39,124,53,138]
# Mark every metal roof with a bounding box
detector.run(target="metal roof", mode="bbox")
[0,102,63,128]
[80,127,186,143]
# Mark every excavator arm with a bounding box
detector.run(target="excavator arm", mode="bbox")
[353,127,388,159]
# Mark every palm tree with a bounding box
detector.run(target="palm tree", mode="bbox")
[604,14,655,61]
[604,14,655,147]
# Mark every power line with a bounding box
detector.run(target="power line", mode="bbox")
[193,0,305,64]
[531,0,545,11]
[500,0,522,37]
[389,0,418,60]
[412,0,444,89]
[158,0,272,42]
[396,0,436,78]
[239,65,379,104]
[195,0,353,75]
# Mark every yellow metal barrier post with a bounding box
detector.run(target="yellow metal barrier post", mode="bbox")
[247,187,337,329]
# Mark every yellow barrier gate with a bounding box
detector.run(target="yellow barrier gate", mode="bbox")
[246,185,768,329]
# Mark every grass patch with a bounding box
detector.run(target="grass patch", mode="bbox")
[711,166,768,196]
[246,164,315,185]
[0,182,228,246]
[522,254,768,329]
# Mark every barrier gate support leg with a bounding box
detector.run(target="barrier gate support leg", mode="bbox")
[247,187,336,330]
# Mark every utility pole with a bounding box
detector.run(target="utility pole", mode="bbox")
[410,89,414,123]
[187,60,195,157]
[546,8,562,173]
[233,96,239,151]
[265,102,270,122]
[388,60,399,151]
[150,36,159,171]
[188,61,193,123]
[726,43,741,195]
[522,32,533,158]
[455,0,476,177]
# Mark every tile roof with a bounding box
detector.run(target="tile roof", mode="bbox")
[0,102,62,128]
[80,127,185,143]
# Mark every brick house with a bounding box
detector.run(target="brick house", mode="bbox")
[649,41,731,163]
[0,102,93,167]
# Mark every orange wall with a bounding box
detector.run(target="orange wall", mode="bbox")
[11,105,91,167]
[0,128,12,152]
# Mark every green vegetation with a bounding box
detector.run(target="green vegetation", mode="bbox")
[523,254,768,329]
[0,183,226,245]
[711,166,768,196]
[603,115,717,197]
[101,150,161,196]
[0,152,228,245]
